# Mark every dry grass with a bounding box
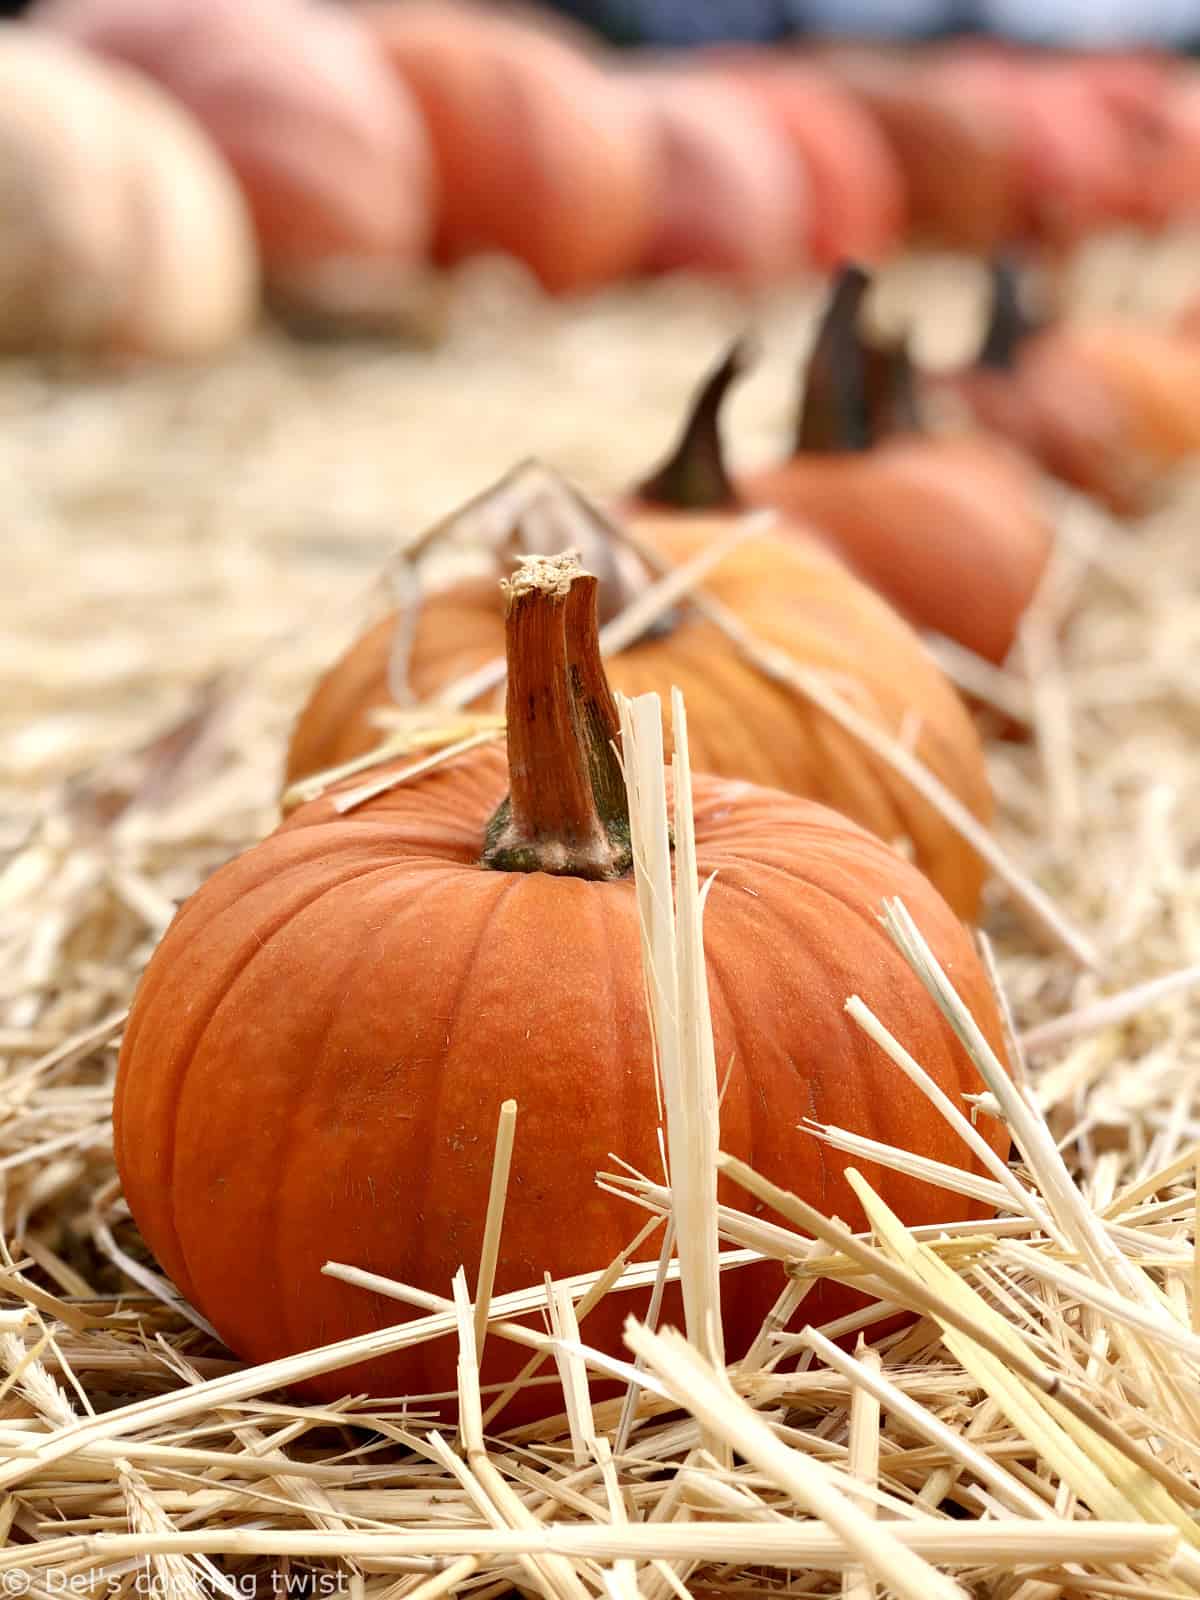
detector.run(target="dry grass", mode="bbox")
[3,241,1200,1598]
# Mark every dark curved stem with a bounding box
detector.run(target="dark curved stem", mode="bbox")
[482,555,631,881]
[636,339,752,511]
[978,257,1043,371]
[862,337,923,440]
[794,263,872,456]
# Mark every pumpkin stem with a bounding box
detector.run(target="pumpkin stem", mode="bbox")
[862,336,923,439]
[482,553,632,881]
[794,263,872,456]
[636,339,751,511]
[977,257,1042,371]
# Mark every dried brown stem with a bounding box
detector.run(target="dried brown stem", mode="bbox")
[637,340,750,510]
[795,263,872,455]
[482,555,631,880]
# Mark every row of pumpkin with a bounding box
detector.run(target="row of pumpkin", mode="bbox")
[11,0,1200,359]
[286,251,1200,820]
[113,263,1193,1407]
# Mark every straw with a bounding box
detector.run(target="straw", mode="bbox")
[7,245,1200,1598]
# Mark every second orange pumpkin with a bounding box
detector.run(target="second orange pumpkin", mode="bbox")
[286,472,993,920]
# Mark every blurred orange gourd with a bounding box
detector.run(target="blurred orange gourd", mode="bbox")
[626,66,805,283]
[922,46,1145,242]
[366,1,654,293]
[722,267,1052,667]
[815,47,1023,253]
[701,51,906,269]
[943,260,1200,515]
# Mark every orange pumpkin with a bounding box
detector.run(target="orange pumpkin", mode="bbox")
[943,260,1200,516]
[117,555,1010,1420]
[366,2,654,294]
[740,267,1053,667]
[286,467,992,920]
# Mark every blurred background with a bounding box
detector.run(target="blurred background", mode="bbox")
[7,0,1200,826]
[6,0,1200,42]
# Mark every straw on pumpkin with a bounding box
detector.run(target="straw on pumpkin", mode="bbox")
[613,511,1097,970]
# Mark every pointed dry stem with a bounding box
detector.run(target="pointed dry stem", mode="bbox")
[637,340,750,510]
[482,555,631,880]
[796,264,872,455]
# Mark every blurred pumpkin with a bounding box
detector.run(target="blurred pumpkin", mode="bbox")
[0,25,130,351]
[286,463,993,919]
[104,61,257,358]
[0,26,255,358]
[1023,324,1200,479]
[1068,47,1171,129]
[366,1,654,293]
[740,268,1053,667]
[37,0,435,276]
[1175,293,1200,343]
[640,265,1049,665]
[942,260,1200,515]
[1067,47,1173,226]
[700,50,907,269]
[121,554,1011,1419]
[1139,69,1200,226]
[925,46,1145,243]
[817,45,1023,253]
[624,65,808,281]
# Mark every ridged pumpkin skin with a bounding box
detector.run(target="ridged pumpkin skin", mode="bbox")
[285,515,993,918]
[116,741,1009,1419]
[747,438,1053,669]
